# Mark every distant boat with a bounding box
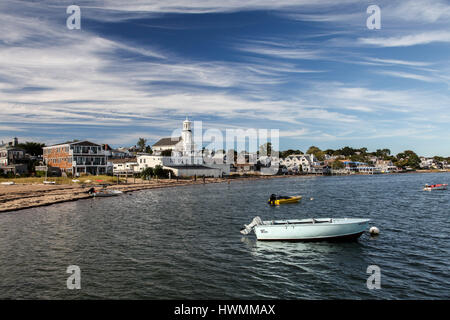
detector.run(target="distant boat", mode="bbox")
[1,181,15,185]
[268,194,302,205]
[241,217,370,242]
[91,189,123,197]
[423,184,448,191]
[43,181,56,184]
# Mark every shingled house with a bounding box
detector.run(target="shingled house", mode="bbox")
[43,140,108,176]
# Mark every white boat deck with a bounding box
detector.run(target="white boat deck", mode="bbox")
[263,218,369,226]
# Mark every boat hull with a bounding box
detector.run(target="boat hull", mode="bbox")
[423,184,447,191]
[269,196,302,205]
[92,190,123,197]
[254,218,369,242]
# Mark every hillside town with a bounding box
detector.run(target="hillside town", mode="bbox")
[1,119,449,179]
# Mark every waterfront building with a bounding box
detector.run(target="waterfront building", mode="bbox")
[0,137,28,175]
[112,158,139,174]
[419,157,437,169]
[137,118,229,177]
[341,160,381,174]
[375,160,398,173]
[280,154,321,173]
[43,140,107,176]
[103,144,130,159]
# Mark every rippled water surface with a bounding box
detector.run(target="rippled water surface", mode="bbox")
[0,173,449,299]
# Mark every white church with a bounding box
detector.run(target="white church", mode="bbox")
[137,118,230,177]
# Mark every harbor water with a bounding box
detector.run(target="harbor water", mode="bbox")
[0,172,448,299]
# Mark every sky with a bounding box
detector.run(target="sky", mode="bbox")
[0,0,449,156]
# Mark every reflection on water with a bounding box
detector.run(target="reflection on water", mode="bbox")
[0,173,449,299]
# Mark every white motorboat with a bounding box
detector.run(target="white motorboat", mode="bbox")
[43,181,56,184]
[241,217,370,241]
[1,181,15,185]
[423,184,447,191]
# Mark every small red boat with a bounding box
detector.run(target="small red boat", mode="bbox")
[423,184,448,191]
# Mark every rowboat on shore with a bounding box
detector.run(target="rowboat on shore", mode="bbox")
[423,184,447,191]
[240,217,370,242]
[268,194,302,205]
[90,189,123,197]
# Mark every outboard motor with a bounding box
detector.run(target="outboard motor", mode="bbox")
[240,216,263,235]
[268,194,277,206]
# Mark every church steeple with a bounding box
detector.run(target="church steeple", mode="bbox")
[183,117,191,132]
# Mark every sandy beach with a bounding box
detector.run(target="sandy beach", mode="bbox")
[0,175,292,213]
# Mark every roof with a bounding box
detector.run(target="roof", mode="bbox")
[45,140,100,148]
[165,165,218,170]
[153,137,181,147]
[111,158,137,164]
[0,145,25,151]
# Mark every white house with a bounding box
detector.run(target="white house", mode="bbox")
[375,159,397,173]
[280,154,320,173]
[420,157,437,169]
[112,158,139,174]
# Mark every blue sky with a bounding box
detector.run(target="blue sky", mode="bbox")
[0,0,449,156]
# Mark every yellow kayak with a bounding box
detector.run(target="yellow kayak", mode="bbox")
[268,195,302,205]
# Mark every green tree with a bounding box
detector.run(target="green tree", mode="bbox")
[306,146,325,161]
[395,150,420,169]
[137,138,147,152]
[145,145,153,154]
[339,146,356,157]
[153,165,165,178]
[140,167,153,179]
[17,142,46,156]
[331,159,345,169]
[375,148,391,159]
[359,147,368,154]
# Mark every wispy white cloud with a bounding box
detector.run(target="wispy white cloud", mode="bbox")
[365,58,432,67]
[237,43,323,60]
[75,0,360,15]
[375,70,437,83]
[359,31,450,47]
[383,0,450,24]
